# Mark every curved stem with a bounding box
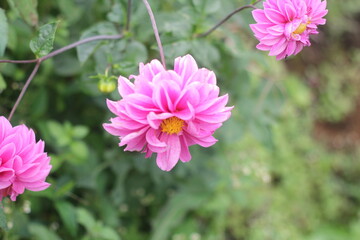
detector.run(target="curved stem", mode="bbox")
[126,0,132,31]
[142,0,166,68]
[2,34,123,120]
[0,59,38,64]
[197,0,262,38]
[0,34,123,64]
[8,61,41,121]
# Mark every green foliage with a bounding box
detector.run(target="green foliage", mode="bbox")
[0,205,7,231]
[0,8,8,57]
[0,0,359,240]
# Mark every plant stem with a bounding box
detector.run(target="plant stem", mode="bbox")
[0,34,123,64]
[126,0,132,31]
[142,0,166,68]
[197,0,262,38]
[41,34,123,61]
[8,61,41,121]
[2,34,123,120]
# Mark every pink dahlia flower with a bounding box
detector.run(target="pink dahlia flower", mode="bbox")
[104,55,233,171]
[250,0,328,60]
[0,117,52,201]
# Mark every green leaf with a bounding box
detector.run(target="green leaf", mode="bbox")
[55,201,78,237]
[30,21,58,58]
[0,204,7,230]
[0,8,8,57]
[76,22,117,64]
[7,0,38,26]
[69,141,89,165]
[29,223,62,240]
[0,74,6,93]
[76,208,96,231]
[72,126,89,139]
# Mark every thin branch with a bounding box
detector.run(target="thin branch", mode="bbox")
[142,0,166,68]
[41,34,123,61]
[8,61,41,121]
[126,0,132,31]
[197,0,262,38]
[2,34,123,120]
[0,59,38,64]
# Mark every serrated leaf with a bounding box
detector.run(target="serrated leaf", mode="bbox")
[55,201,78,237]
[76,22,117,64]
[7,0,38,26]
[30,22,58,58]
[0,8,8,57]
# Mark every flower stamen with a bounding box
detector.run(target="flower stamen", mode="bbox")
[160,117,184,134]
[293,22,309,35]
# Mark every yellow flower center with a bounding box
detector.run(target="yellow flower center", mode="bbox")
[293,23,308,35]
[160,117,184,135]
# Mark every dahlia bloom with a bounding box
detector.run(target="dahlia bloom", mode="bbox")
[104,55,232,171]
[250,0,328,60]
[0,117,52,201]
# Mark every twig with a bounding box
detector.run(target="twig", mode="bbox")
[2,34,123,120]
[0,34,123,64]
[142,0,166,68]
[197,0,262,38]
[126,0,132,31]
[8,61,41,121]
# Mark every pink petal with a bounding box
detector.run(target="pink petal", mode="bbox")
[179,136,191,162]
[174,55,199,83]
[118,76,135,97]
[156,134,181,171]
[264,8,286,24]
[146,129,167,153]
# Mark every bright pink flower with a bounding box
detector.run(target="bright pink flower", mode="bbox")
[104,55,233,171]
[0,117,52,201]
[250,0,328,60]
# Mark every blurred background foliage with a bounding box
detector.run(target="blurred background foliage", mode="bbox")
[0,0,360,239]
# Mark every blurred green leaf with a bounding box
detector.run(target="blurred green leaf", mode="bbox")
[0,205,7,230]
[7,0,38,26]
[0,8,8,57]
[151,187,209,240]
[29,223,62,240]
[0,74,6,93]
[76,208,96,231]
[30,21,58,58]
[55,201,78,237]
[72,126,89,139]
[69,141,89,164]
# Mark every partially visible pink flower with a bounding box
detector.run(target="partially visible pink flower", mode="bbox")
[250,0,328,60]
[0,117,52,201]
[104,55,233,171]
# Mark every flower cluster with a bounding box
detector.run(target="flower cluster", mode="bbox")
[0,117,52,201]
[104,55,233,171]
[250,0,328,60]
